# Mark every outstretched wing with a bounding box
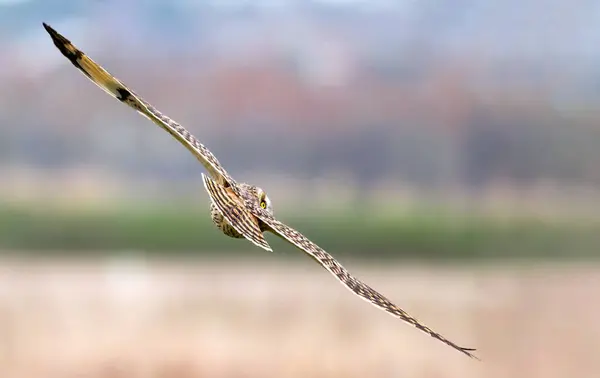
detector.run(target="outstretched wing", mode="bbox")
[201,173,272,252]
[252,210,478,359]
[42,23,234,186]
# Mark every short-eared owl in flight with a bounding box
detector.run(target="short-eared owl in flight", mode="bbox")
[43,23,477,359]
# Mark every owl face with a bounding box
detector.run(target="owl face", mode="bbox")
[238,183,274,216]
[254,186,274,215]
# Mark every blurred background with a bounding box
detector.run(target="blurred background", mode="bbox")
[1,0,600,377]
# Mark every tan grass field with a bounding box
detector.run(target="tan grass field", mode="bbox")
[0,255,598,378]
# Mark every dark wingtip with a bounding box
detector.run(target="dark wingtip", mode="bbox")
[42,22,67,44]
[42,21,84,69]
[42,22,59,39]
[462,348,480,361]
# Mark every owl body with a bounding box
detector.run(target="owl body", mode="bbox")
[210,202,243,238]
[210,182,273,238]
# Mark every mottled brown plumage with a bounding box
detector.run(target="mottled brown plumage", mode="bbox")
[43,22,478,359]
[203,174,272,251]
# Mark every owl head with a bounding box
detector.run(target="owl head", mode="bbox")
[239,183,274,216]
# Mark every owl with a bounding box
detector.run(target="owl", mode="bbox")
[43,23,478,359]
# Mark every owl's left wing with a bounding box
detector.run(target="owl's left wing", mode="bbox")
[253,211,478,359]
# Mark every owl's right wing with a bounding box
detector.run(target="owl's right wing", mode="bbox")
[42,23,234,186]
[253,210,478,359]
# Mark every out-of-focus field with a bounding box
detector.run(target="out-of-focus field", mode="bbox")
[0,256,598,378]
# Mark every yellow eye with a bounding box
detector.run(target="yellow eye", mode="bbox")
[260,201,267,209]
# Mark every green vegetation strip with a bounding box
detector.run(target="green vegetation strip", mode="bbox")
[0,203,598,260]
